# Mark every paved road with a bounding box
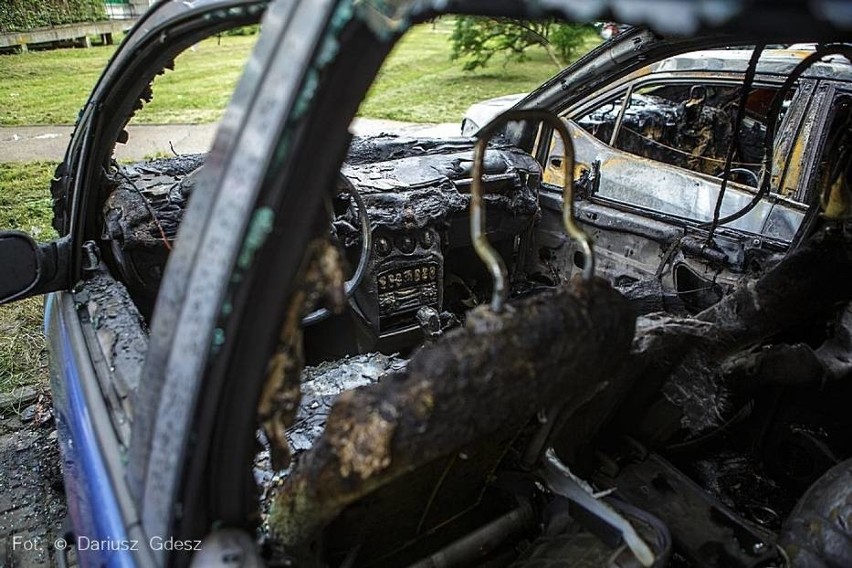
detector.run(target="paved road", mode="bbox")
[0,119,460,163]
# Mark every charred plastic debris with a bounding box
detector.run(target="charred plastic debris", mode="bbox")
[337,136,540,343]
[101,154,204,317]
[98,110,852,566]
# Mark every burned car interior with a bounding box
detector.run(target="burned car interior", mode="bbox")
[66,20,852,568]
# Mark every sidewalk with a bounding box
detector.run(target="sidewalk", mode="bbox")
[0,119,459,163]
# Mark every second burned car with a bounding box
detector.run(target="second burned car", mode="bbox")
[463,45,852,312]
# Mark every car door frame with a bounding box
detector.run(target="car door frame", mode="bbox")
[40,2,267,566]
[785,78,852,250]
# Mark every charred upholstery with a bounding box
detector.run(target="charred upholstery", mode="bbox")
[616,228,852,446]
[779,457,852,567]
[267,277,636,564]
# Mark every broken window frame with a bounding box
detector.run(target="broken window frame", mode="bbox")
[788,82,852,248]
[573,74,806,194]
[72,6,266,450]
[610,81,783,180]
[784,80,844,203]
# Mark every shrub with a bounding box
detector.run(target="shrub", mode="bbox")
[0,0,108,33]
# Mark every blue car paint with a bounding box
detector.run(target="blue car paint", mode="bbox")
[46,293,135,567]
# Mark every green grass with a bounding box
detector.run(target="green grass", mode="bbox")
[0,162,57,394]
[0,161,57,239]
[132,34,258,124]
[0,297,49,395]
[0,41,119,126]
[0,34,258,126]
[359,21,599,123]
[0,20,598,126]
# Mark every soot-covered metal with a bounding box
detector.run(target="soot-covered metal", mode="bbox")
[339,135,541,337]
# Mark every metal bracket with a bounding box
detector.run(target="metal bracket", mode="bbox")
[542,448,656,567]
[81,240,101,274]
[471,110,595,312]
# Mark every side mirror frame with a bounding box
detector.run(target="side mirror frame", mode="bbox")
[0,231,72,305]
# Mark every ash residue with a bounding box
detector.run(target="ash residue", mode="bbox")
[689,450,795,530]
[345,135,481,165]
[254,352,407,494]
[632,313,714,353]
[300,353,408,399]
[632,314,731,437]
[128,153,205,178]
[661,351,730,436]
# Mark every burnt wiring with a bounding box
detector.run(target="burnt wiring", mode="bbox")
[654,46,765,275]
[705,43,766,244]
[666,400,756,453]
[700,45,852,231]
[655,235,686,279]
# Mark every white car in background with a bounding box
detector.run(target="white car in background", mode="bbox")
[460,92,527,136]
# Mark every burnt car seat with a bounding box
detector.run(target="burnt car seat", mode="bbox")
[267,277,636,566]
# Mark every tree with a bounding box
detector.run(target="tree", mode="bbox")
[450,16,594,72]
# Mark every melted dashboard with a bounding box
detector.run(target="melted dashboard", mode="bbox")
[338,135,542,340]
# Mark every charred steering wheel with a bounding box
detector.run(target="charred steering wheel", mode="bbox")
[302,173,372,326]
